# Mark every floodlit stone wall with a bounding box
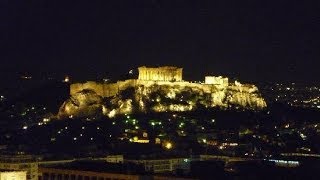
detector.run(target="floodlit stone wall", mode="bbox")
[71,80,220,98]
[70,80,262,101]
[228,84,258,93]
[205,76,229,86]
[70,80,137,98]
[71,81,105,97]
[63,78,267,118]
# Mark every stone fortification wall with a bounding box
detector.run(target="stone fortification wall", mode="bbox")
[137,80,221,93]
[228,84,258,93]
[71,81,105,97]
[71,80,138,98]
[205,76,229,85]
[63,79,266,118]
[70,80,224,98]
[70,81,261,106]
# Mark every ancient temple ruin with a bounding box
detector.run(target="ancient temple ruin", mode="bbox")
[138,66,183,82]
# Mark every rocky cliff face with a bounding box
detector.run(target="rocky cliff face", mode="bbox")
[58,89,104,118]
[58,82,267,119]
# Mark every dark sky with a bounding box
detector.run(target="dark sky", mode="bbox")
[1,1,320,83]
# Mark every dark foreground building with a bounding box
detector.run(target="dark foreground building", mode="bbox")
[39,160,193,180]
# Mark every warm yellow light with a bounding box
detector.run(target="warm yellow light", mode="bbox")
[133,136,139,141]
[143,132,148,137]
[108,109,116,118]
[165,142,173,150]
[63,76,70,83]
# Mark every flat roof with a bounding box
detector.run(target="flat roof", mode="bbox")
[40,160,146,175]
[0,169,26,173]
[138,66,182,70]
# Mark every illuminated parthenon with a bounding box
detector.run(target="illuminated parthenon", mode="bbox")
[138,66,183,82]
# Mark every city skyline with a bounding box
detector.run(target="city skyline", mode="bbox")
[1,1,320,178]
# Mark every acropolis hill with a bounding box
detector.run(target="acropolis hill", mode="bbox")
[58,66,267,118]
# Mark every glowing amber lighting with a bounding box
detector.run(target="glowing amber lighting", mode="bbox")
[133,136,139,141]
[108,109,116,118]
[165,142,173,150]
[59,66,267,119]
[138,66,182,81]
[63,76,70,83]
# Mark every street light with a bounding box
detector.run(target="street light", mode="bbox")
[151,122,155,130]
[165,142,173,150]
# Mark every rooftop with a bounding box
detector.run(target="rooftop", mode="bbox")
[40,160,146,175]
[0,154,40,163]
[138,66,182,70]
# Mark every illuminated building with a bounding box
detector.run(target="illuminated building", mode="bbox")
[205,76,228,86]
[138,66,183,81]
[130,136,150,144]
[0,155,38,180]
[0,171,26,180]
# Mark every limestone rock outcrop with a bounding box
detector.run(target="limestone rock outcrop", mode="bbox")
[58,81,267,119]
[58,89,104,118]
[58,66,267,119]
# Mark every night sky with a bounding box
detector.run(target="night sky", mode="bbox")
[1,1,320,84]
